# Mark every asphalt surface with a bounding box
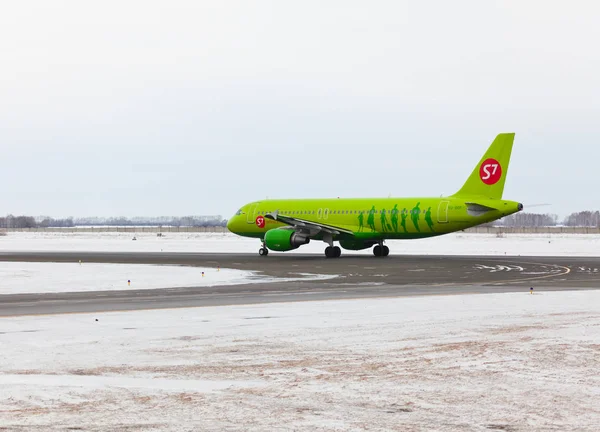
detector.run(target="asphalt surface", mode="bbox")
[1,252,599,316]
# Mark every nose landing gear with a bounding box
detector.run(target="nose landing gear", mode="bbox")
[259,240,269,256]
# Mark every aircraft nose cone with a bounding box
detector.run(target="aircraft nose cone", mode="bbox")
[226,218,234,232]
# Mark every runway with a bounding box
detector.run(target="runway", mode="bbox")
[1,252,599,316]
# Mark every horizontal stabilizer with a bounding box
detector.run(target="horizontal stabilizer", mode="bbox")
[465,202,498,217]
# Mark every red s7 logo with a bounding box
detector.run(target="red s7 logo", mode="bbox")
[255,216,265,228]
[479,158,502,185]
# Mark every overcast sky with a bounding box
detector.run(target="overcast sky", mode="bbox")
[1,1,599,219]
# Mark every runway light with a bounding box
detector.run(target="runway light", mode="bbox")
[202,272,205,277]
[530,287,533,294]
[128,279,131,286]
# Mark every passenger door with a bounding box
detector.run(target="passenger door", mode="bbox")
[437,201,449,223]
[246,204,258,224]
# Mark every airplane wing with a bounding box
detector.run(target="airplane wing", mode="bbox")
[264,210,355,237]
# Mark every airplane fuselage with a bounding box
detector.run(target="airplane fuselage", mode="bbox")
[227,196,521,241]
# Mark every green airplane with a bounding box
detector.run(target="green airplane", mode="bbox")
[227,133,523,258]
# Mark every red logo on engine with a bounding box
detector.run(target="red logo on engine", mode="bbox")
[479,158,502,185]
[255,216,265,228]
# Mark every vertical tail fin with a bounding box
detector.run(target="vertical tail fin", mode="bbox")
[452,133,515,200]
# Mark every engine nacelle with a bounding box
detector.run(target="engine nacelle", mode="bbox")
[264,229,310,252]
[339,238,377,251]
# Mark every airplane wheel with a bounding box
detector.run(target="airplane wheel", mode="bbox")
[373,245,382,257]
[382,246,390,257]
[325,246,341,258]
[259,247,269,256]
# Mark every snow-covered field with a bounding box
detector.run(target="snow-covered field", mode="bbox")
[2,231,599,430]
[1,230,600,256]
[0,262,335,295]
[1,290,599,431]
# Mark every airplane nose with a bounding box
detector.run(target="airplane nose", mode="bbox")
[226,218,234,232]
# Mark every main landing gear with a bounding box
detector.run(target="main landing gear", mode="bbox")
[373,244,389,257]
[322,233,341,258]
[325,246,341,258]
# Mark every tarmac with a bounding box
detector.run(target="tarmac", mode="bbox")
[1,251,599,316]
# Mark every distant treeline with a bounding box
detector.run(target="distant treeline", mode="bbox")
[2,211,599,229]
[72,216,227,227]
[501,212,558,227]
[496,210,600,227]
[0,215,228,229]
[562,211,600,227]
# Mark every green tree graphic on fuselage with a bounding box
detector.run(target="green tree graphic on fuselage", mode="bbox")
[357,211,364,232]
[411,202,421,232]
[367,206,376,231]
[425,206,435,232]
[390,204,399,232]
[400,208,408,233]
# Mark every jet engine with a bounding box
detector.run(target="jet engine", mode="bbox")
[264,228,310,251]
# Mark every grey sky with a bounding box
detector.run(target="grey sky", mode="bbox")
[1,1,599,219]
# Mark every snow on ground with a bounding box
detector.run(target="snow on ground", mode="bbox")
[1,231,600,256]
[1,291,600,431]
[0,262,335,295]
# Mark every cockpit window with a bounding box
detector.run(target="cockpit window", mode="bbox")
[235,209,243,216]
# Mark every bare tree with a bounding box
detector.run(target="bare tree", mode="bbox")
[0,215,38,228]
[501,212,558,227]
[563,210,600,227]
